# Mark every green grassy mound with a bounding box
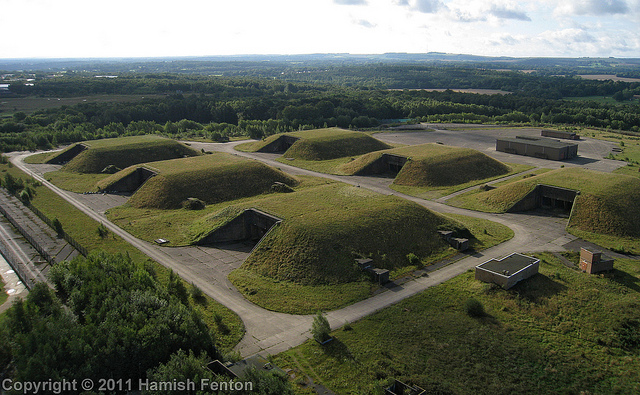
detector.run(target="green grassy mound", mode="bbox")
[51,135,200,174]
[123,153,298,209]
[341,143,510,187]
[238,128,391,160]
[458,168,640,238]
[194,183,460,286]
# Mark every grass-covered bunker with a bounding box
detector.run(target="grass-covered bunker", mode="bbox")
[46,135,200,174]
[237,128,392,160]
[340,143,511,187]
[193,182,467,286]
[100,152,298,209]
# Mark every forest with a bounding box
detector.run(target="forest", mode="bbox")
[1,63,640,153]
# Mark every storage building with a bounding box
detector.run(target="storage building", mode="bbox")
[496,136,578,161]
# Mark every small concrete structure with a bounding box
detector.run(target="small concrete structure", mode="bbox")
[475,253,540,289]
[579,247,614,274]
[437,230,469,252]
[356,258,390,284]
[207,354,284,379]
[385,379,426,395]
[541,130,580,140]
[496,136,578,161]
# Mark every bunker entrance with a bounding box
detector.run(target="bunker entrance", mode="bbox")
[99,167,157,194]
[257,135,300,153]
[508,184,579,214]
[354,153,408,176]
[196,209,282,246]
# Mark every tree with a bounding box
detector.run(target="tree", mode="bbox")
[311,311,331,343]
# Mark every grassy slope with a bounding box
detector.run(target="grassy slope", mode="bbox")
[236,128,391,160]
[196,183,457,286]
[274,253,640,394]
[340,144,510,185]
[119,153,298,209]
[0,162,244,351]
[449,168,640,239]
[50,135,200,174]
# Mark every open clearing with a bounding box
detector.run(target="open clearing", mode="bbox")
[578,74,640,83]
[0,94,163,115]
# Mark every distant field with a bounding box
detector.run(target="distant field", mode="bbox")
[578,74,640,83]
[0,94,164,115]
[388,88,512,95]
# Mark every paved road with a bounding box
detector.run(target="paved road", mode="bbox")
[10,130,582,357]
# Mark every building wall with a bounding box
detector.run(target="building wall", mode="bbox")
[496,139,578,161]
[505,261,540,289]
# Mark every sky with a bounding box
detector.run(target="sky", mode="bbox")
[1,0,639,59]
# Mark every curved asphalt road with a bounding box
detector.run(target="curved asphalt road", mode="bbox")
[10,136,577,357]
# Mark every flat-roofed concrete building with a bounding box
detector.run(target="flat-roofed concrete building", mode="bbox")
[541,130,580,140]
[496,136,578,161]
[475,253,540,289]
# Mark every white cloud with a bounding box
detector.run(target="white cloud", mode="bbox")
[334,0,368,5]
[555,0,629,16]
[489,5,531,21]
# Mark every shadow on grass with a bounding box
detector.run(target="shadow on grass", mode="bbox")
[609,269,640,293]
[511,273,568,303]
[322,337,355,362]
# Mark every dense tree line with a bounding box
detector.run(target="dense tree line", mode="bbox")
[0,251,294,393]
[1,72,639,152]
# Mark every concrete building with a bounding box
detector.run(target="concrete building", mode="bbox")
[541,130,580,140]
[579,247,614,274]
[475,253,540,289]
[496,136,578,161]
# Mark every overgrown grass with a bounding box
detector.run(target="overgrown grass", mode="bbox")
[0,278,8,307]
[122,153,298,209]
[49,135,200,174]
[228,269,372,315]
[0,162,245,351]
[274,253,640,394]
[449,167,640,237]
[43,170,111,193]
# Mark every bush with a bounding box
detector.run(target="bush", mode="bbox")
[311,311,331,343]
[181,197,205,210]
[406,252,420,266]
[464,298,486,318]
[52,218,64,236]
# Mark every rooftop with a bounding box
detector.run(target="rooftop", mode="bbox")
[498,136,578,149]
[477,253,539,277]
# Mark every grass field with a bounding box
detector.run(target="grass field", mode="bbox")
[0,161,245,351]
[0,278,7,308]
[274,253,640,394]
[48,135,200,174]
[0,94,164,115]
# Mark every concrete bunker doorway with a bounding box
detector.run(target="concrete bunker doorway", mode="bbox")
[257,135,300,154]
[98,166,158,195]
[508,184,579,215]
[355,153,409,177]
[195,209,282,249]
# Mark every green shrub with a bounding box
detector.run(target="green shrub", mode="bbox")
[464,298,486,318]
[312,311,331,343]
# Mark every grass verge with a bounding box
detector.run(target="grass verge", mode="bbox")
[228,269,372,315]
